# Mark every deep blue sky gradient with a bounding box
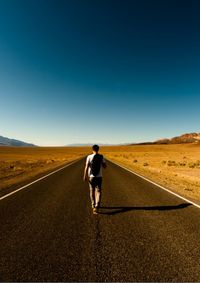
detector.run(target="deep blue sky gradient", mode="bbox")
[0,0,200,145]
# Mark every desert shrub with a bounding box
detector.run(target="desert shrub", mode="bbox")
[122,154,129,159]
[143,162,149,166]
[188,161,200,168]
[133,159,138,163]
[162,160,167,165]
[167,160,176,166]
[188,163,195,168]
[196,160,200,166]
[178,162,186,166]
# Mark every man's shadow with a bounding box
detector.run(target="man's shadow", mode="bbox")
[98,203,192,215]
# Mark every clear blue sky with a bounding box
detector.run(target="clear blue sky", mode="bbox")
[0,0,200,146]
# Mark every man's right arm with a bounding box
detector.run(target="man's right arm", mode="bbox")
[102,156,107,169]
[83,157,89,181]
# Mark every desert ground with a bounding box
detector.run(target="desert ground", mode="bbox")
[1,144,200,202]
[0,146,89,191]
[101,143,200,203]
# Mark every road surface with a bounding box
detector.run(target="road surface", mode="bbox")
[0,158,200,282]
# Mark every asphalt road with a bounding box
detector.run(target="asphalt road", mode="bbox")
[1,158,200,282]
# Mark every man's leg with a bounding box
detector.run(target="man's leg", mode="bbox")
[94,177,102,209]
[89,187,95,208]
[89,178,95,208]
[94,187,101,208]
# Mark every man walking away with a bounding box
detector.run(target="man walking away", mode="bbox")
[84,144,107,214]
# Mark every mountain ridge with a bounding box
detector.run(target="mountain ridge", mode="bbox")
[0,135,36,147]
[135,132,200,145]
[155,132,200,144]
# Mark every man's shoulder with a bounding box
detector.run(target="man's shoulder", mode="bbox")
[86,153,104,160]
[86,153,94,161]
[87,153,94,158]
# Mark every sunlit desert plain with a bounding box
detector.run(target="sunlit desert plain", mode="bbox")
[102,143,200,202]
[1,144,200,202]
[0,146,89,191]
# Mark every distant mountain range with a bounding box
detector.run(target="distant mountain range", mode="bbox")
[0,135,36,147]
[69,134,200,146]
[67,143,95,147]
[136,132,200,145]
[67,143,121,147]
[1,132,200,147]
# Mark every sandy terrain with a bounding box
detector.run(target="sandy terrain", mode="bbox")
[101,143,200,202]
[0,146,89,191]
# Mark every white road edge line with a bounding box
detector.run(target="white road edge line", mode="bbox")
[0,158,84,201]
[108,159,200,209]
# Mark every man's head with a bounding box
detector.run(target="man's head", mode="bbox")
[92,144,99,153]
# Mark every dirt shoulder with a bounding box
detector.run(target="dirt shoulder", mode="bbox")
[0,146,89,193]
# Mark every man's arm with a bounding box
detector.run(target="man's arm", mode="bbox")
[84,157,89,181]
[102,157,107,169]
[83,164,89,181]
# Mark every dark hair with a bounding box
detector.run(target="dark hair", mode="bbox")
[92,144,99,152]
